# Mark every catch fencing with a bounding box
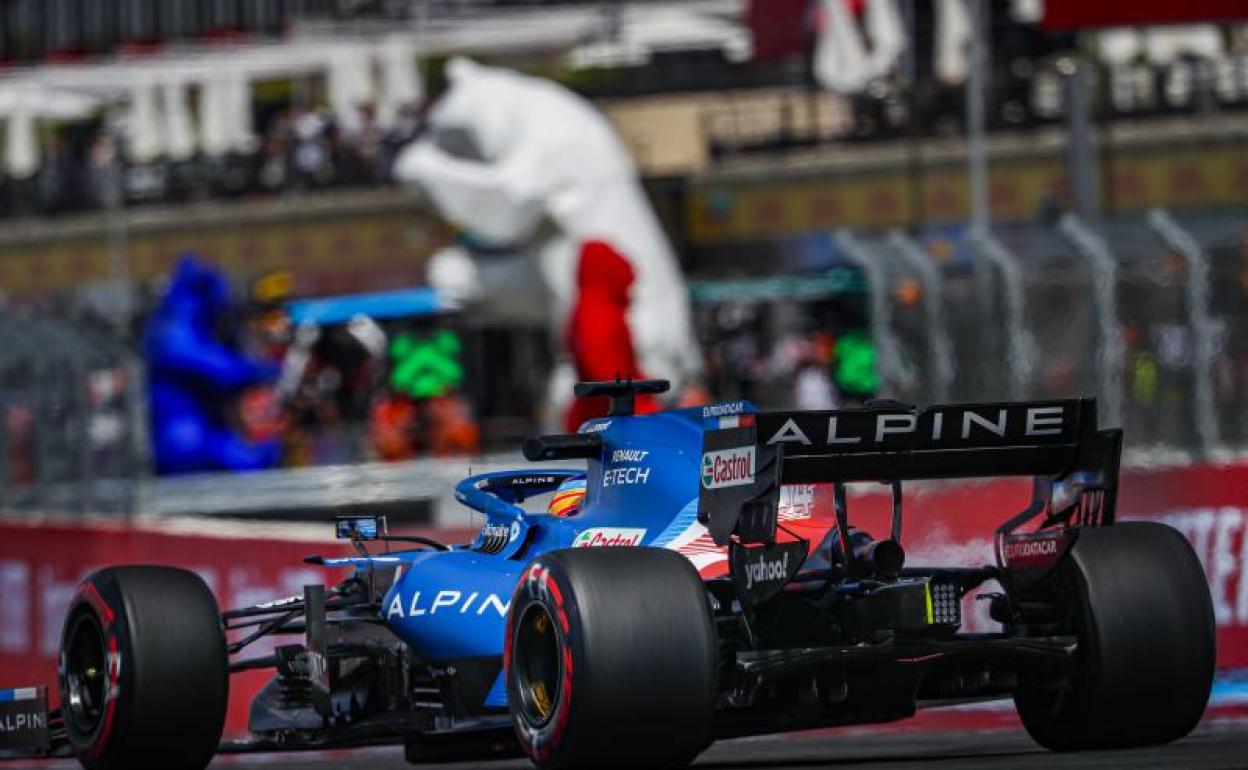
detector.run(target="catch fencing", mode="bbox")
[0,207,1244,515]
[860,207,1247,463]
[0,313,147,514]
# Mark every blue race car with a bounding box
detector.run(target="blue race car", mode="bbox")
[0,380,1215,770]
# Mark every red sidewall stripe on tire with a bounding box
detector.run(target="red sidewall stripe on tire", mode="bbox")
[69,581,122,761]
[512,561,576,764]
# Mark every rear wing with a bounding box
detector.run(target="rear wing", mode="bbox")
[699,399,1122,547]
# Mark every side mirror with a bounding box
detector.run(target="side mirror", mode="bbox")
[335,516,387,541]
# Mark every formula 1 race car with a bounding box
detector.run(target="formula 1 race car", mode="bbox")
[0,380,1216,769]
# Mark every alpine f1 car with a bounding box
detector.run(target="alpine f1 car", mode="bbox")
[0,380,1215,769]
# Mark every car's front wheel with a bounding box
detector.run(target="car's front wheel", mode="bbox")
[505,547,718,769]
[59,566,228,770]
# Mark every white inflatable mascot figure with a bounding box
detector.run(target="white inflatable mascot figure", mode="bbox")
[395,58,702,430]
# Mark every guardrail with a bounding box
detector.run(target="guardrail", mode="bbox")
[137,453,578,527]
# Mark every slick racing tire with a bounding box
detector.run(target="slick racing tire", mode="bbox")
[1014,522,1215,751]
[505,547,718,769]
[59,566,228,770]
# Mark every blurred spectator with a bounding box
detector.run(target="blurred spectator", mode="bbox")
[793,337,839,410]
[255,111,293,194]
[0,92,428,218]
[370,391,421,461]
[427,395,481,456]
[365,327,481,460]
[143,256,281,475]
[292,108,334,189]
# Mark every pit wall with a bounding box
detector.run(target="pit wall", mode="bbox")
[1,462,1245,737]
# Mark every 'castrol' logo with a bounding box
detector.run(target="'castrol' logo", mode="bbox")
[572,527,647,548]
[701,446,756,489]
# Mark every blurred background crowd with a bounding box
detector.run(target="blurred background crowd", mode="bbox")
[0,0,1244,521]
[3,1,1246,216]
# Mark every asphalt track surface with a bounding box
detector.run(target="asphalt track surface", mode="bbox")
[190,720,1248,770]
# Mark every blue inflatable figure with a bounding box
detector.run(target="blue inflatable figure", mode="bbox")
[144,256,281,475]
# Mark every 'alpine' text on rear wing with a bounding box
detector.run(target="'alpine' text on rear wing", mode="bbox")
[699,399,1122,547]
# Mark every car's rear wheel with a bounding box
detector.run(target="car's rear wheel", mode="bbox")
[59,566,228,770]
[506,547,718,769]
[1014,522,1215,751]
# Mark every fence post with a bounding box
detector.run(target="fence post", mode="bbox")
[1058,213,1125,430]
[835,230,910,398]
[73,356,93,514]
[0,356,7,512]
[124,356,151,517]
[966,0,989,233]
[885,230,955,403]
[967,228,1036,401]
[31,358,51,511]
[1063,58,1098,219]
[1146,208,1221,458]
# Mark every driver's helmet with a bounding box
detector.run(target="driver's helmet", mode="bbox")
[548,475,587,518]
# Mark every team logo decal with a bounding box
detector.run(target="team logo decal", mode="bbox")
[730,540,807,606]
[572,527,647,547]
[700,446,755,489]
